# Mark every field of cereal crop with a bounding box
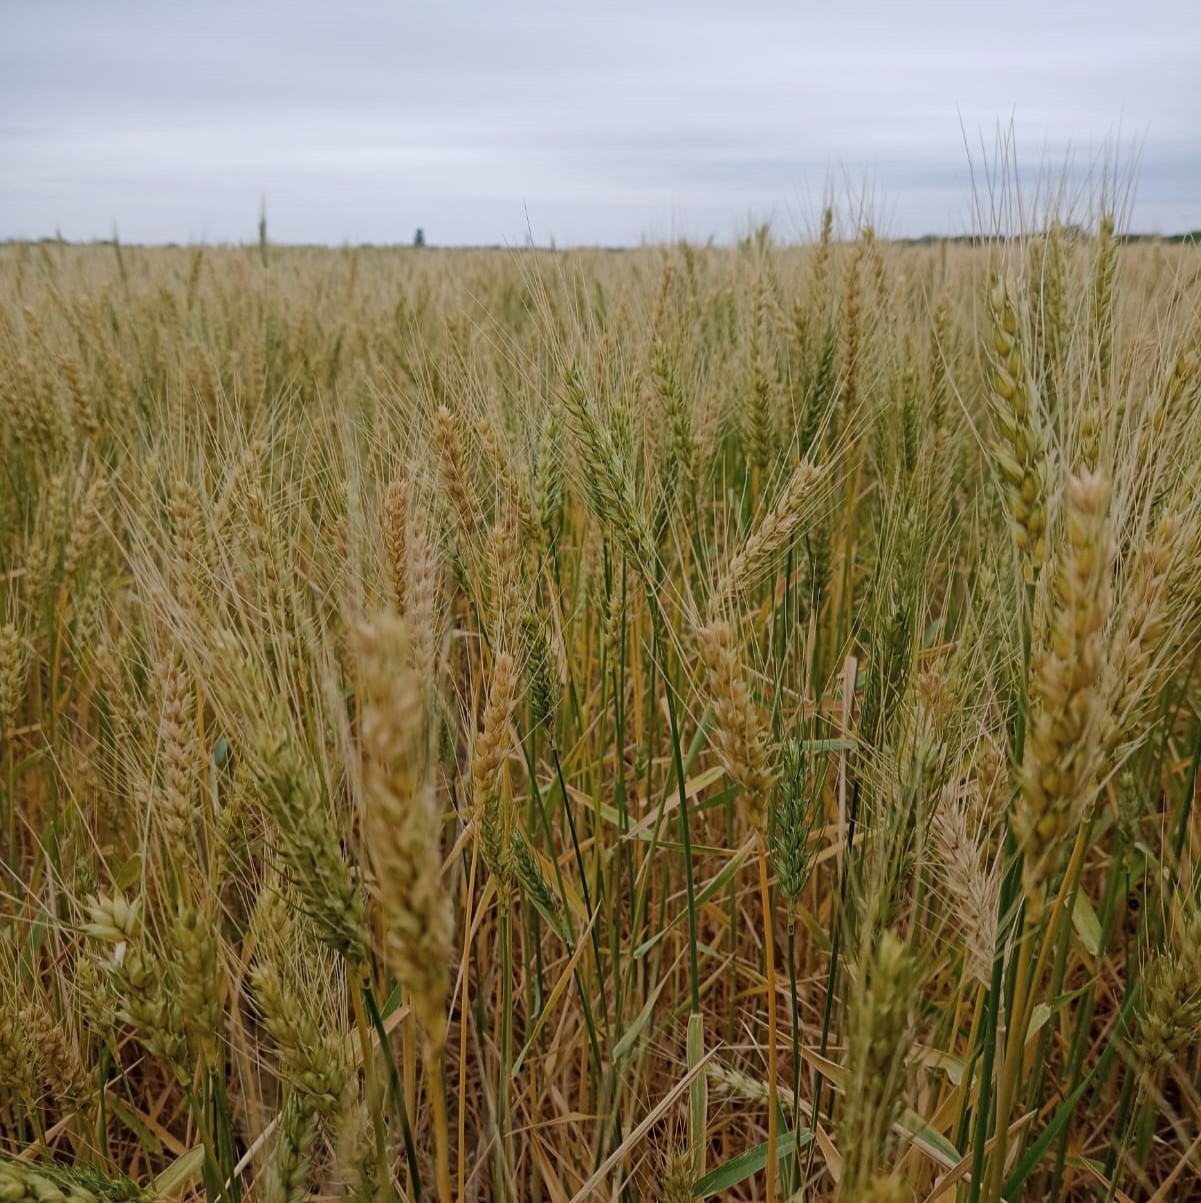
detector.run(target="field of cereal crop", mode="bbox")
[2,211,1200,1201]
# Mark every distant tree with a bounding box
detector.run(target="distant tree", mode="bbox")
[258,201,269,267]
[414,227,426,248]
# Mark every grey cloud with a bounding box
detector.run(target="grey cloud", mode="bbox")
[2,0,1198,244]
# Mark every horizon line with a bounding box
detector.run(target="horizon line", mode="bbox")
[4,229,1200,252]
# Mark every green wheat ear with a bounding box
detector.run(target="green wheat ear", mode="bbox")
[987,273,1048,580]
[0,1157,148,1202]
[771,739,821,907]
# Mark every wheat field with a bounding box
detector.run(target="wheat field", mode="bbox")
[1,208,1200,1203]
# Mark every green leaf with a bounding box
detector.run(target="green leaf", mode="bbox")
[634,845,751,958]
[17,905,51,981]
[115,854,143,892]
[107,1095,163,1157]
[1027,1001,1052,1040]
[1028,984,1090,1043]
[593,765,727,831]
[1003,1071,1094,1197]
[896,1110,960,1168]
[150,1145,206,1199]
[377,980,404,1019]
[612,975,668,1061]
[693,1129,811,1197]
[785,737,857,754]
[1072,890,1102,956]
[11,747,46,777]
[687,1013,707,1181]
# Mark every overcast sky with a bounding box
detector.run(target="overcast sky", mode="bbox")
[2,1,1198,245]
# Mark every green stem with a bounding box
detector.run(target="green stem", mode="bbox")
[362,982,421,1202]
[351,979,397,1201]
[803,776,860,1186]
[969,576,1035,1203]
[649,595,700,1014]
[787,918,803,1184]
[498,889,515,1202]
